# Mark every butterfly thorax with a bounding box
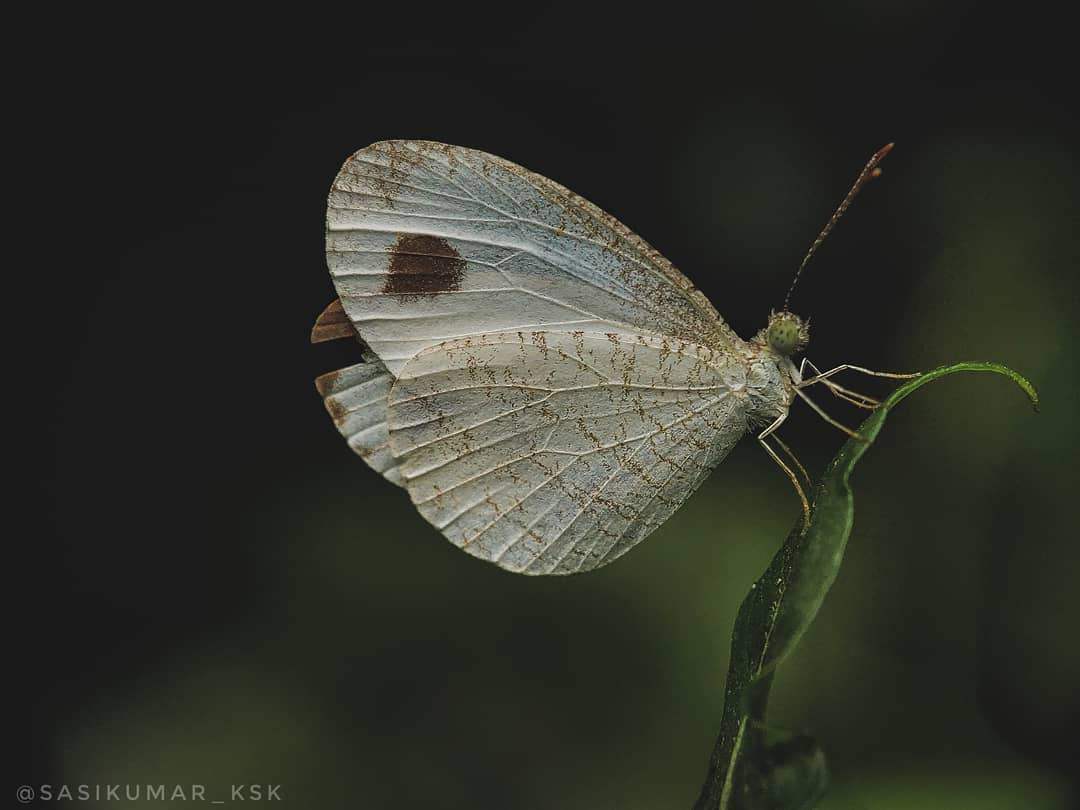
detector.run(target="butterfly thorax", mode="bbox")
[740,311,810,427]
[739,353,796,427]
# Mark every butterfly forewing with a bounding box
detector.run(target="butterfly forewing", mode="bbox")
[326,141,742,375]
[386,330,746,574]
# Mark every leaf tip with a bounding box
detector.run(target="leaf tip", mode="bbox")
[1027,385,1041,413]
[1008,369,1040,412]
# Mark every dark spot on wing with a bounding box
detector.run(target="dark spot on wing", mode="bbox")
[383,234,465,298]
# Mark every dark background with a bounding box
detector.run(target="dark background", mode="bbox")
[20,10,1079,809]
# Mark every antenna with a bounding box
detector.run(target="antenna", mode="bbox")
[782,142,895,312]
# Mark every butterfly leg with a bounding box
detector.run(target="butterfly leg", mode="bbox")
[772,432,812,489]
[797,358,881,410]
[758,413,811,525]
[795,388,865,441]
[799,361,919,387]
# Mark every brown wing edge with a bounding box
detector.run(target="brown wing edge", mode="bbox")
[310,298,358,343]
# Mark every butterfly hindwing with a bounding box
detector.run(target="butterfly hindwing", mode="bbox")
[386,330,747,574]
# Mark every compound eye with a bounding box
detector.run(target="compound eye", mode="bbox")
[767,320,800,355]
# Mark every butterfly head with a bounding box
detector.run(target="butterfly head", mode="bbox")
[763,310,810,357]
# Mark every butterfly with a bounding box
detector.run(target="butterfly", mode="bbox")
[312,140,906,575]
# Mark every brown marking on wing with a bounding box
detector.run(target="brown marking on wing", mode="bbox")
[323,396,349,426]
[383,233,465,298]
[314,369,350,426]
[310,298,358,344]
[314,369,341,398]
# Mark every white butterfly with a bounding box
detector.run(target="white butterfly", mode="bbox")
[313,140,902,575]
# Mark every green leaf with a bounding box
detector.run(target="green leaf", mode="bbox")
[693,362,1038,810]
